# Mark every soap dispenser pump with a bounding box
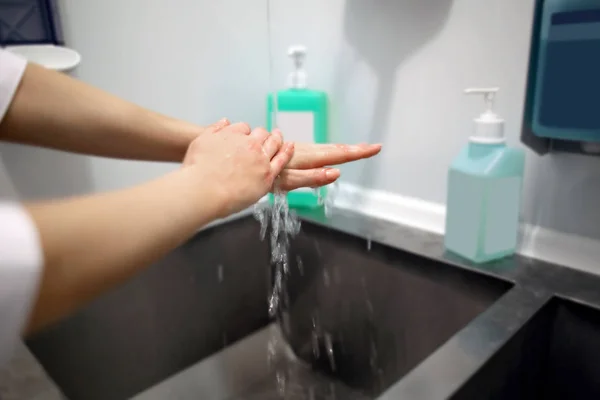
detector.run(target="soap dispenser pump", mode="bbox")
[266,45,329,209]
[464,87,504,144]
[444,87,526,264]
[287,45,308,89]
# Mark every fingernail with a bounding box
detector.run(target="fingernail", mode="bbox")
[219,117,229,123]
[287,143,295,152]
[325,168,340,179]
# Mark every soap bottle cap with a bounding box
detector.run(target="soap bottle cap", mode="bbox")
[464,87,505,144]
[287,45,307,89]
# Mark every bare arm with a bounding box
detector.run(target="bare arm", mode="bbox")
[24,166,222,333]
[0,59,382,190]
[22,122,293,335]
[0,62,202,162]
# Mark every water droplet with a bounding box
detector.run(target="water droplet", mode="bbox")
[312,312,320,331]
[314,240,322,257]
[217,265,224,283]
[296,256,304,276]
[369,340,379,372]
[324,332,336,372]
[367,237,372,251]
[327,181,341,218]
[315,187,324,206]
[312,331,320,359]
[276,370,286,396]
[311,314,321,359]
[323,268,331,287]
[267,336,277,370]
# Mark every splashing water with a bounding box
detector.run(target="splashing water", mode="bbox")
[316,181,340,217]
[253,192,301,318]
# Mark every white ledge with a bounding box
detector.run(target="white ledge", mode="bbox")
[334,182,600,277]
[5,44,81,72]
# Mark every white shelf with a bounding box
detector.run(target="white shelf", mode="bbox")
[5,44,81,72]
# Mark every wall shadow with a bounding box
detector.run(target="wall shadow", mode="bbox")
[332,0,453,204]
[522,150,600,240]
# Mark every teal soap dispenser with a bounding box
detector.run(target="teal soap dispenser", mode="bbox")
[444,88,526,264]
[267,45,329,209]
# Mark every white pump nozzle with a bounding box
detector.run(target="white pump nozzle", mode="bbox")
[287,45,307,89]
[464,87,505,144]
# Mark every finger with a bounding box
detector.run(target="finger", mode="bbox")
[262,130,283,159]
[249,126,271,144]
[277,168,340,191]
[223,122,252,135]
[269,142,295,180]
[287,143,382,169]
[204,118,231,134]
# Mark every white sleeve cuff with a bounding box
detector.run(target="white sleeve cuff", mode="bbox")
[0,203,43,366]
[0,49,27,123]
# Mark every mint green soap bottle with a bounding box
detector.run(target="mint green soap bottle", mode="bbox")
[444,88,526,264]
[267,45,329,209]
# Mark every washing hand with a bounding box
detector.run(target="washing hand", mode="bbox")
[187,119,382,192]
[182,119,293,217]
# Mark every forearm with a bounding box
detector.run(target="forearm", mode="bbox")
[24,167,221,333]
[0,62,201,161]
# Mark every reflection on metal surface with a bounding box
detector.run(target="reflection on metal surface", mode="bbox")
[132,324,368,400]
[451,297,600,400]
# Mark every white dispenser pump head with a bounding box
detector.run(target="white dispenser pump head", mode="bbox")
[287,45,307,89]
[464,87,505,144]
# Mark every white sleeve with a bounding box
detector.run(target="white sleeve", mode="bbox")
[0,205,43,366]
[0,49,27,121]
[0,49,42,366]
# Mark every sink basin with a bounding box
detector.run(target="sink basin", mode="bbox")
[26,217,272,400]
[25,215,512,400]
[451,297,600,400]
[281,222,512,397]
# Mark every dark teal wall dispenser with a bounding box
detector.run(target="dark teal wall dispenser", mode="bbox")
[0,0,63,46]
[522,0,600,155]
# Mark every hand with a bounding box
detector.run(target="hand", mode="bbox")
[288,142,382,169]
[274,142,382,191]
[183,120,294,217]
[188,119,382,192]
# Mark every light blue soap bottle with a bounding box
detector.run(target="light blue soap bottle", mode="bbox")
[444,88,525,264]
[267,45,329,209]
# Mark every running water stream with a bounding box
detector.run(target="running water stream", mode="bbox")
[249,1,352,397]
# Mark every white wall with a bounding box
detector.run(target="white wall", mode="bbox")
[1,0,272,197]
[3,0,600,261]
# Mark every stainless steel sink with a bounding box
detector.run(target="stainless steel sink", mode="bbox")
[451,297,600,400]
[280,222,512,397]
[25,213,512,400]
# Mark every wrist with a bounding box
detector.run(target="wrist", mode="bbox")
[152,112,204,161]
[177,165,233,221]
